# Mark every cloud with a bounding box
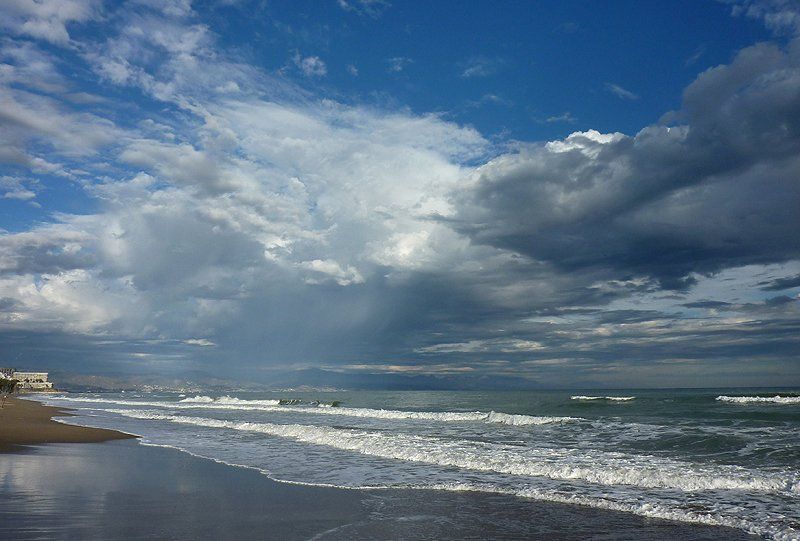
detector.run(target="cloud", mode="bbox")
[0,176,37,201]
[0,86,121,165]
[0,40,67,93]
[555,22,580,34]
[0,2,798,386]
[685,45,706,67]
[0,269,140,334]
[118,139,231,193]
[129,0,194,18]
[460,56,504,78]
[293,53,327,77]
[0,0,101,45]
[337,0,391,18]
[454,40,800,290]
[729,0,800,35]
[760,274,800,290]
[0,225,96,276]
[83,10,254,103]
[464,94,513,109]
[2,189,35,201]
[682,300,733,309]
[604,82,639,100]
[386,56,412,73]
[416,338,545,354]
[0,4,488,358]
[545,112,577,124]
[183,338,216,347]
[299,259,365,286]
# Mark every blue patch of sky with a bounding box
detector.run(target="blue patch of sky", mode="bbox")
[0,166,100,232]
[196,0,772,141]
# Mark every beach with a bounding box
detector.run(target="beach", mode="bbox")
[0,397,135,452]
[0,396,768,540]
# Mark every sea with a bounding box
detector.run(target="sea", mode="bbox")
[36,388,800,540]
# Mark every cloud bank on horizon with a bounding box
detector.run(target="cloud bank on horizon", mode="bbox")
[0,0,798,388]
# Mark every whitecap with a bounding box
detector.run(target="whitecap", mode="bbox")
[46,395,575,426]
[716,395,800,405]
[103,409,800,495]
[571,395,636,401]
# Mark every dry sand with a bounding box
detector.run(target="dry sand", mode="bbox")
[0,397,136,452]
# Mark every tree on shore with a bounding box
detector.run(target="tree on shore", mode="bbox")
[0,378,18,408]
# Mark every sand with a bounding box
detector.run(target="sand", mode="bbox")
[0,397,136,452]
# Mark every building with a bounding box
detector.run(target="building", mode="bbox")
[0,368,55,391]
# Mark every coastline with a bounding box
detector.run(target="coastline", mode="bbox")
[0,397,136,452]
[0,438,761,541]
[0,396,763,540]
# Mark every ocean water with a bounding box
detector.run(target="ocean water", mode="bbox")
[37,389,800,540]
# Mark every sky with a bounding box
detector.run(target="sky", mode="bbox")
[0,0,799,389]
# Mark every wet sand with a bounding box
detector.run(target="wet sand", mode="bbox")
[0,397,136,452]
[0,429,760,540]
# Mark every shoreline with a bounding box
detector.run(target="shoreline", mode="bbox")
[0,396,137,452]
[0,438,760,540]
[0,396,764,539]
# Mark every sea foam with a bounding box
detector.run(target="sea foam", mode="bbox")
[306,407,574,426]
[179,395,281,406]
[716,395,800,405]
[571,395,636,401]
[46,395,575,426]
[103,409,800,495]
[428,482,798,541]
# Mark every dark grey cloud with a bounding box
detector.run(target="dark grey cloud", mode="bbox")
[0,297,19,311]
[681,294,798,314]
[0,228,96,275]
[766,294,797,305]
[760,273,800,290]
[454,40,800,290]
[683,300,733,309]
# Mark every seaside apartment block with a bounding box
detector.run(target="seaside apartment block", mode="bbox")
[0,368,55,391]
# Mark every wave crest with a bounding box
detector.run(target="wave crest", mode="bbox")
[571,396,636,401]
[179,395,281,406]
[716,395,800,405]
[45,395,576,426]
[104,409,800,495]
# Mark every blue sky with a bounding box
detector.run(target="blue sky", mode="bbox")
[0,0,798,389]
[199,0,772,138]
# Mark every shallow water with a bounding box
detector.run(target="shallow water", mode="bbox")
[37,388,800,540]
[0,440,761,540]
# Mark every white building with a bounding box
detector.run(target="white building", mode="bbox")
[0,368,54,391]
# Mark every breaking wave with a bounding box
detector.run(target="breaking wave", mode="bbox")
[104,409,800,495]
[44,395,576,426]
[310,407,575,426]
[716,395,800,405]
[178,395,282,406]
[427,482,797,541]
[571,395,636,401]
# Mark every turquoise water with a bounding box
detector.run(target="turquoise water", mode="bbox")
[39,388,800,540]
